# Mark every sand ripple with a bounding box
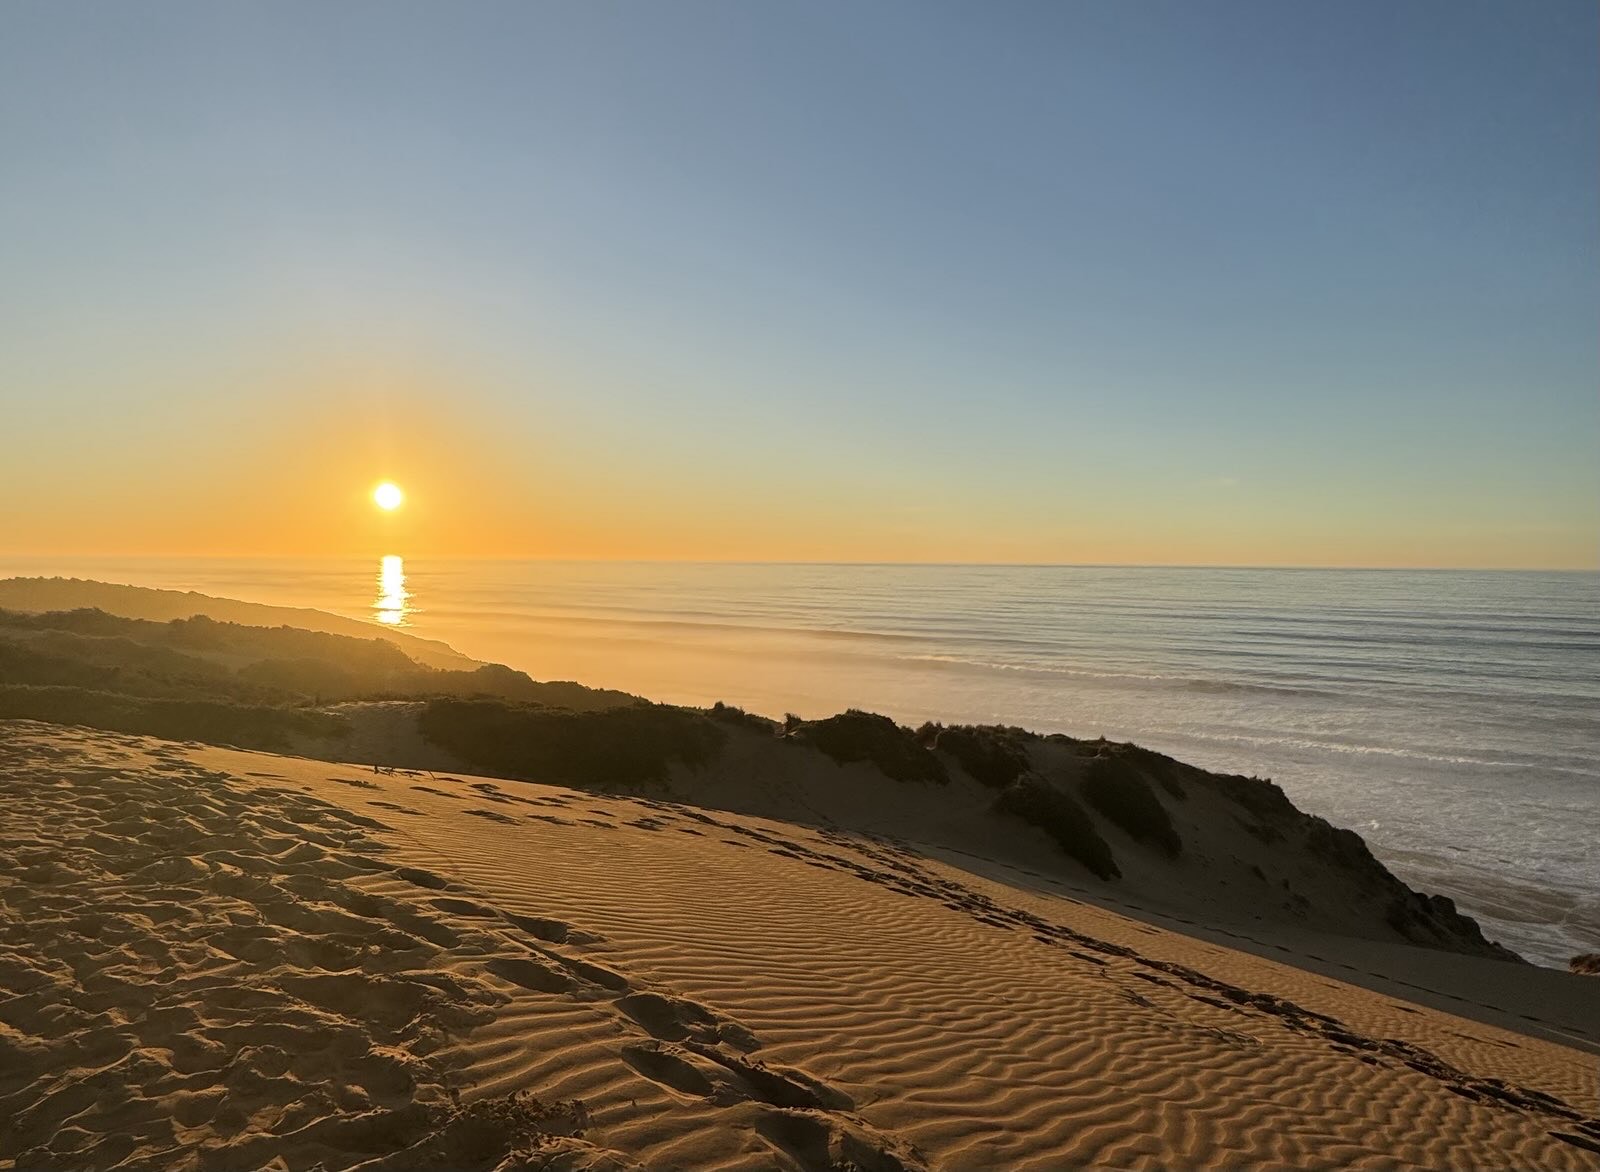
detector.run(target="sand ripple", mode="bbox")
[2,721,1598,1171]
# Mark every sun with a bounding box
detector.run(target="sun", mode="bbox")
[373,482,404,511]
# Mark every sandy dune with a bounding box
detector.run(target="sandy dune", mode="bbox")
[2,719,1597,1170]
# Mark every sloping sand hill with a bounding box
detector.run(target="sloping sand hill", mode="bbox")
[314,703,1535,969]
[2,719,1597,1170]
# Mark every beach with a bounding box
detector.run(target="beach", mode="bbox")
[3,718,1597,1170]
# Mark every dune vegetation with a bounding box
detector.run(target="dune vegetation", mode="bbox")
[0,598,1523,966]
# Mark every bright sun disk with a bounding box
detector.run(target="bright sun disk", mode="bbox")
[374,482,403,510]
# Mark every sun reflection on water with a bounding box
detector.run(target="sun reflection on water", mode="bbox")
[373,555,411,626]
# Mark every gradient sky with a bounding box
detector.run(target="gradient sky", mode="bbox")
[2,1,1595,566]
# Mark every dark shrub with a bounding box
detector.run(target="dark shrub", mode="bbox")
[0,630,250,699]
[140,697,347,748]
[994,777,1120,880]
[436,667,639,711]
[0,684,347,750]
[707,701,779,734]
[164,614,419,676]
[0,606,138,636]
[930,724,1031,789]
[1383,889,1522,962]
[789,709,948,784]
[1384,894,1434,943]
[1304,817,1377,872]
[1079,756,1182,858]
[1570,954,1600,976]
[1080,738,1197,801]
[0,605,643,711]
[1202,771,1296,822]
[0,639,118,691]
[238,657,362,700]
[418,698,725,788]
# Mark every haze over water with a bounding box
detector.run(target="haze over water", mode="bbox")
[8,556,1595,966]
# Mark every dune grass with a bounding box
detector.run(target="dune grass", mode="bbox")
[418,698,725,789]
[791,710,949,784]
[0,684,347,750]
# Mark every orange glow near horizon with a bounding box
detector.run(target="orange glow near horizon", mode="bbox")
[0,361,1592,570]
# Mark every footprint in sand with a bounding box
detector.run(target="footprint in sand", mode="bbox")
[0,734,637,1171]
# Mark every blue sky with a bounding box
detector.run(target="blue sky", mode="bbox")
[2,1,1595,565]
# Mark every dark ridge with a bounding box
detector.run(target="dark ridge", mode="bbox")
[789,709,948,784]
[0,607,637,711]
[994,776,1120,880]
[920,723,1032,789]
[1057,743,1515,958]
[0,684,347,751]
[1198,769,1520,961]
[237,656,364,699]
[418,698,725,789]
[1081,738,1195,801]
[1198,769,1298,822]
[0,633,244,699]
[1305,817,1379,872]
[1384,889,1522,963]
[0,575,474,669]
[706,701,781,734]
[1079,755,1182,858]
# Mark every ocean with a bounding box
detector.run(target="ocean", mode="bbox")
[5,556,1596,968]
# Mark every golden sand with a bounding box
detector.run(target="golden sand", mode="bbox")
[2,721,1596,1170]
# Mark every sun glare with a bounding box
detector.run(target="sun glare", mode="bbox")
[374,482,404,511]
[373,554,409,625]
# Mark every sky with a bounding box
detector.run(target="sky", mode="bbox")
[2,1,1595,567]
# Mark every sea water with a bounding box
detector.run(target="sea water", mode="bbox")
[6,557,1595,967]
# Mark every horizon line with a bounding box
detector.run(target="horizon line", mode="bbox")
[1,554,1595,575]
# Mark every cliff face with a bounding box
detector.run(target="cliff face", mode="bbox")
[1005,734,1525,963]
[928,725,1518,962]
[946,726,1522,962]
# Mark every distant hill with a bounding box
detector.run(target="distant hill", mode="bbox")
[0,594,641,751]
[0,577,477,670]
